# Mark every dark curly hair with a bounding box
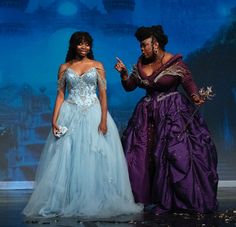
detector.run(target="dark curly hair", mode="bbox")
[65,31,94,62]
[135,25,168,50]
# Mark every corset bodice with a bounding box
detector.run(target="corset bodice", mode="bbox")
[63,67,99,108]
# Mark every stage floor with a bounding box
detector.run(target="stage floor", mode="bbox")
[0,188,236,227]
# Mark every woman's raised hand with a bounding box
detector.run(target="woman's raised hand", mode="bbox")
[114,57,127,73]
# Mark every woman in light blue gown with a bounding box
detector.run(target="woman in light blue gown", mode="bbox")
[23,31,142,218]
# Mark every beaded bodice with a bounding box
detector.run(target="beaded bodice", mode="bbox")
[58,67,104,109]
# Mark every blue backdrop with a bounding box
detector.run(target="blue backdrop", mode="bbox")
[0,0,236,182]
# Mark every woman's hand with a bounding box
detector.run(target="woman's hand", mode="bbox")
[52,122,60,137]
[192,95,205,106]
[114,57,127,73]
[98,121,107,135]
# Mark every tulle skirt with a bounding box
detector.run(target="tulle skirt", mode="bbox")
[23,100,142,218]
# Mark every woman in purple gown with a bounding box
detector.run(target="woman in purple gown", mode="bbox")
[115,25,218,214]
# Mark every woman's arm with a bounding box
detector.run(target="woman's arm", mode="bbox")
[120,70,138,92]
[96,62,108,134]
[179,61,204,105]
[51,64,67,135]
[115,57,138,91]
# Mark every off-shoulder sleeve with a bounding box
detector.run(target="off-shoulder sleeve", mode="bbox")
[121,65,138,92]
[57,71,66,92]
[96,67,107,90]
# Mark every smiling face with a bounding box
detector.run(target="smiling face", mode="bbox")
[66,31,94,62]
[140,37,158,60]
[76,38,91,58]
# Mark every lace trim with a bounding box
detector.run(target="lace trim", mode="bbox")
[154,63,185,83]
[57,73,66,91]
[131,65,150,86]
[96,69,107,90]
[156,91,179,101]
[144,91,179,102]
[97,75,107,90]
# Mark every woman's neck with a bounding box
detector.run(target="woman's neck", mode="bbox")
[156,50,165,62]
[142,55,156,65]
[142,51,165,65]
[73,56,89,63]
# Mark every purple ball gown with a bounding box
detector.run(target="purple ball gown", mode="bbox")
[121,55,218,214]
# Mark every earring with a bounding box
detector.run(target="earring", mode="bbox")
[154,47,158,55]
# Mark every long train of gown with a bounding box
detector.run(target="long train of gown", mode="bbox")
[23,67,142,218]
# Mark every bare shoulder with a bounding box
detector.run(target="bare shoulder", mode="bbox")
[163,52,174,63]
[91,60,104,71]
[59,62,70,71]
[58,63,70,78]
[92,61,106,78]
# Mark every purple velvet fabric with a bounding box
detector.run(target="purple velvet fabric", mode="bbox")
[121,55,218,214]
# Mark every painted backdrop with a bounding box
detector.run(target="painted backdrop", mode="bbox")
[0,0,236,182]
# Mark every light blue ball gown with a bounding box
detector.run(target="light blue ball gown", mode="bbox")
[23,67,142,218]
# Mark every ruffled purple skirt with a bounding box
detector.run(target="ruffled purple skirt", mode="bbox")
[122,91,218,214]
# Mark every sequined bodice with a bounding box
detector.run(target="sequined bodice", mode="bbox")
[64,67,99,108]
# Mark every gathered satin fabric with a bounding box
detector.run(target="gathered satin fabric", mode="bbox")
[122,55,218,214]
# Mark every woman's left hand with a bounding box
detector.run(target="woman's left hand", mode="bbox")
[98,122,107,135]
[192,95,205,106]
